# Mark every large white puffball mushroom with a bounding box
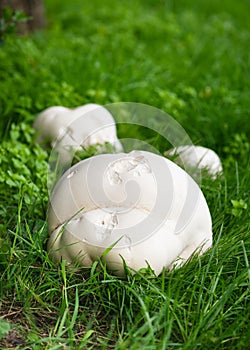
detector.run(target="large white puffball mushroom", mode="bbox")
[48,150,213,276]
[165,145,223,179]
[33,103,123,164]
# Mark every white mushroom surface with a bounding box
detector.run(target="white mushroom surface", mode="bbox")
[48,150,213,276]
[33,103,123,165]
[165,145,223,179]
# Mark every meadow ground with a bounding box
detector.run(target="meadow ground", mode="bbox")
[0,0,249,348]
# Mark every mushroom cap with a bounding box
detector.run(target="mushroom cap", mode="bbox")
[48,150,212,276]
[34,103,123,164]
[33,106,71,144]
[165,145,223,179]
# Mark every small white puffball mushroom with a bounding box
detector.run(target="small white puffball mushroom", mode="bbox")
[165,145,223,180]
[33,103,123,165]
[48,150,213,276]
[33,106,71,144]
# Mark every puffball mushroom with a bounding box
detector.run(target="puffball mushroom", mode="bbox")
[165,145,223,180]
[48,150,213,276]
[33,103,123,165]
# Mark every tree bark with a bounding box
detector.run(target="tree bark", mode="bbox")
[0,0,46,33]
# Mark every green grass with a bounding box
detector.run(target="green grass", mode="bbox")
[0,0,249,348]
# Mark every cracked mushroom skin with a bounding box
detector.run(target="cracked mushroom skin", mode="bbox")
[33,103,123,165]
[48,151,213,276]
[165,145,223,179]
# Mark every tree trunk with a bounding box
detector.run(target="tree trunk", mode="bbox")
[0,0,46,33]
